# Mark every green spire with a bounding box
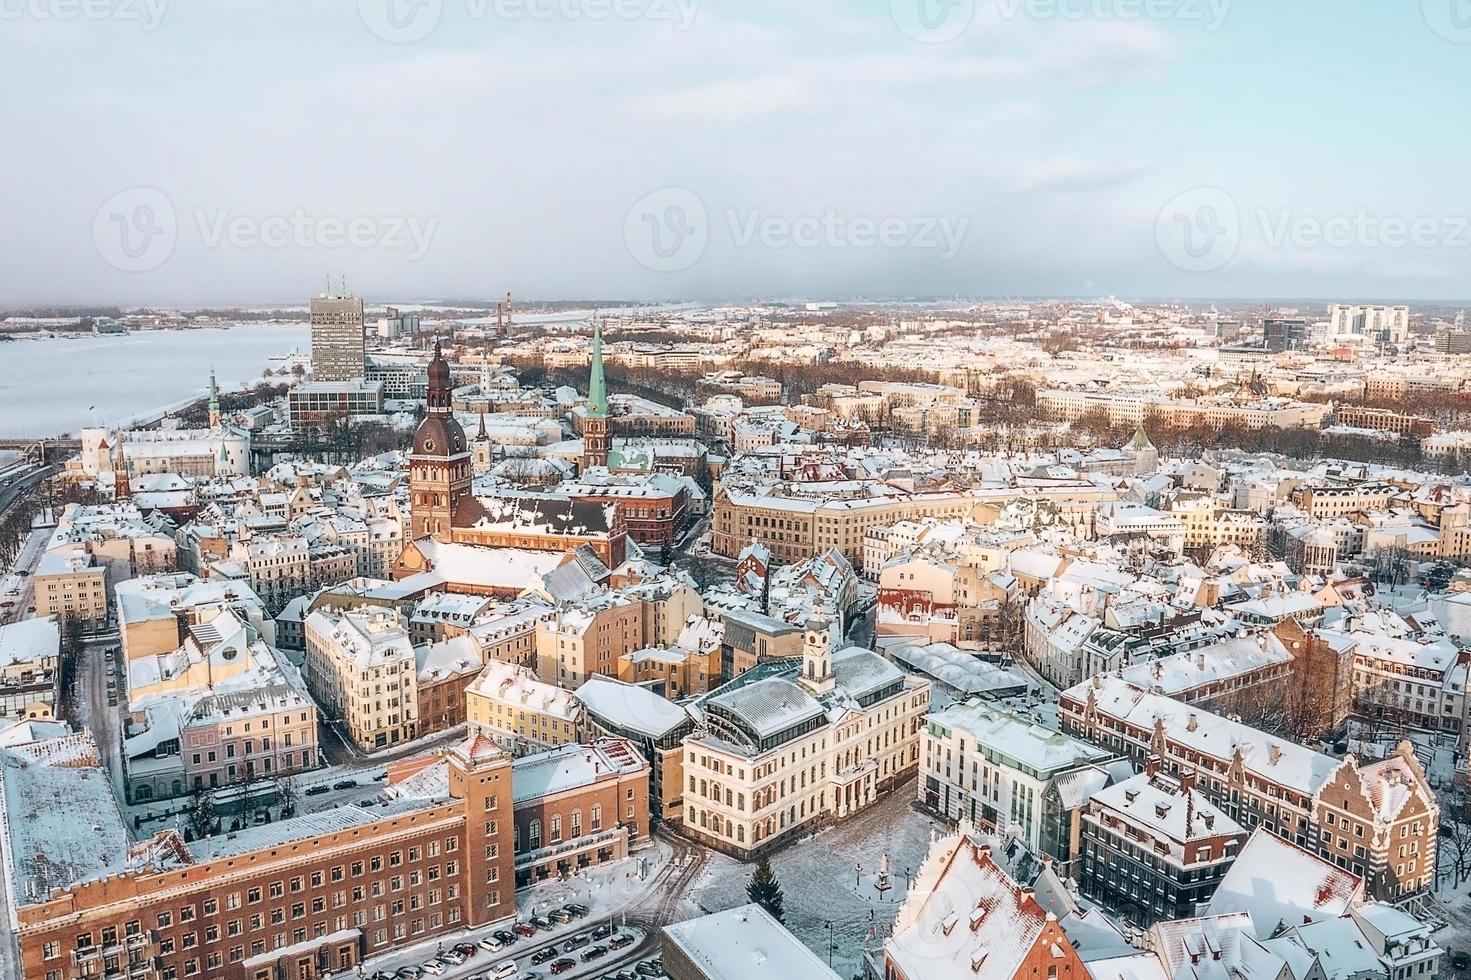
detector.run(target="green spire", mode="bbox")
[586,319,607,420]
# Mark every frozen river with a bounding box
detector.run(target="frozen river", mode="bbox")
[0,325,308,437]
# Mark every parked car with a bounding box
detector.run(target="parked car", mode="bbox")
[565,904,590,919]
[304,784,330,796]
[581,946,608,962]
[396,968,424,980]
[487,962,518,980]
[332,778,357,790]
[530,916,555,931]
[441,948,466,965]
[493,930,519,945]
[513,923,538,938]
[550,959,576,976]
[635,959,664,977]
[478,935,505,952]
[454,942,477,957]
[608,933,635,950]
[563,933,589,952]
[549,908,573,925]
[421,961,446,976]
[531,948,560,966]
[1453,952,1470,971]
[591,922,613,940]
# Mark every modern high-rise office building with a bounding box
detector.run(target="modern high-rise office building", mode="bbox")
[309,290,365,380]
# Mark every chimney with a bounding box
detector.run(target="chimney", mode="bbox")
[1020,886,1036,906]
[1179,769,1197,792]
[1145,754,1161,779]
[1268,743,1282,765]
[1187,713,1199,732]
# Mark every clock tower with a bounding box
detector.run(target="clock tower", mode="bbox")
[410,339,472,542]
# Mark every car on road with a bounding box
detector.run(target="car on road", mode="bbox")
[562,933,589,952]
[591,923,613,940]
[304,784,330,796]
[607,933,634,950]
[486,962,518,980]
[581,946,608,963]
[332,778,357,790]
[565,904,590,919]
[513,923,538,938]
[550,959,576,976]
[531,948,560,966]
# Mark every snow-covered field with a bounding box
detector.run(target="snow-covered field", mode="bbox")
[678,784,939,979]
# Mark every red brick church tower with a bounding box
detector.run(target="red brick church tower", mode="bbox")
[410,339,472,541]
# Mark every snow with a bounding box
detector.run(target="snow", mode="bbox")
[0,617,58,669]
[662,904,840,980]
[1205,829,1362,937]
[574,678,691,739]
[510,740,645,806]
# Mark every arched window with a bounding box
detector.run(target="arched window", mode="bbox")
[528,819,542,850]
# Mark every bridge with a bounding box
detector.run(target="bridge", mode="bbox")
[0,439,80,465]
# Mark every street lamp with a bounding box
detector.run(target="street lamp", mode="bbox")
[824,920,835,966]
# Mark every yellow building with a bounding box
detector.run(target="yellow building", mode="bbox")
[34,547,109,628]
[466,659,582,756]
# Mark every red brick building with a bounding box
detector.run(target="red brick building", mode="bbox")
[14,733,515,980]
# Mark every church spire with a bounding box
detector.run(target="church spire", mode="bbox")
[586,319,607,420]
[113,431,132,502]
[207,367,221,428]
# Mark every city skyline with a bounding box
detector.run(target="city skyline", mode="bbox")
[6,1,1471,306]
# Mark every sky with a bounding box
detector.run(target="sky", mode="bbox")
[3,0,1470,307]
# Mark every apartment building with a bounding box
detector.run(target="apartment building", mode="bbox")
[1061,675,1439,901]
[576,677,695,827]
[920,701,1117,869]
[680,624,930,858]
[11,731,516,980]
[1289,482,1400,519]
[511,738,650,886]
[304,608,419,750]
[1078,766,1247,927]
[116,574,275,663]
[465,659,582,756]
[534,596,644,689]
[0,617,59,721]
[34,547,109,628]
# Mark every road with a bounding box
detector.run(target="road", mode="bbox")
[0,527,48,626]
[68,635,126,801]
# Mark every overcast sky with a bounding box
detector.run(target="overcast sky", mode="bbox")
[4,0,1470,307]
